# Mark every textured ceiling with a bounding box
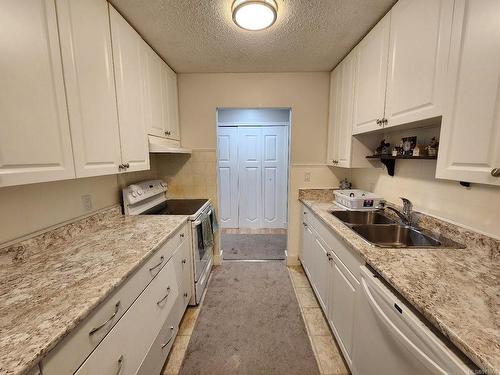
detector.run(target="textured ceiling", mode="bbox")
[109,0,396,73]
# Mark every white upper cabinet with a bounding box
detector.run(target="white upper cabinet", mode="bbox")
[0,0,75,187]
[56,0,122,178]
[436,0,500,186]
[384,0,454,129]
[145,48,180,141]
[327,50,375,168]
[164,66,181,141]
[326,65,342,165]
[337,52,356,167]
[352,13,390,135]
[109,6,150,173]
[145,47,166,138]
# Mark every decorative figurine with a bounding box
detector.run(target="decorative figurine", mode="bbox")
[376,139,391,155]
[413,144,421,157]
[401,136,417,156]
[426,137,439,156]
[339,178,352,190]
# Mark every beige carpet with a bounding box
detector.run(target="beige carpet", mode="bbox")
[221,233,287,260]
[179,262,320,375]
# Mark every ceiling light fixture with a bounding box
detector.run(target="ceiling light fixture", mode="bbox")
[232,0,278,31]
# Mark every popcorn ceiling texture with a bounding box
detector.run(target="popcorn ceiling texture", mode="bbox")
[108,0,396,72]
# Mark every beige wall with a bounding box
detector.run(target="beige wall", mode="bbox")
[178,72,342,264]
[178,73,331,164]
[0,159,158,245]
[351,163,500,239]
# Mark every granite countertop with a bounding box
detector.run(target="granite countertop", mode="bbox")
[299,194,499,374]
[0,206,188,375]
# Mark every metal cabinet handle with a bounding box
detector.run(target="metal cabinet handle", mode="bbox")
[161,326,175,349]
[124,163,130,168]
[149,256,164,273]
[118,164,125,170]
[491,168,500,177]
[115,355,124,375]
[376,119,381,125]
[157,286,171,306]
[89,301,120,336]
[382,118,388,125]
[182,259,187,264]
[180,233,185,238]
[326,252,333,261]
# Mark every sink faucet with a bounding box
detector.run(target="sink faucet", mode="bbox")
[385,197,413,226]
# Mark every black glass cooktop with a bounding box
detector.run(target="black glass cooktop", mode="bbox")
[143,199,208,216]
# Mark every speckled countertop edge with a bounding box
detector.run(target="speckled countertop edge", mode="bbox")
[0,207,189,375]
[299,197,499,374]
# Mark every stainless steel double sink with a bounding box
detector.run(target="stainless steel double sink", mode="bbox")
[330,210,448,248]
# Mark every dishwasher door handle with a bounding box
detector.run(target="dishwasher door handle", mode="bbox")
[360,278,443,374]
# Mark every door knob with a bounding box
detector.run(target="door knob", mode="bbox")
[491,168,500,177]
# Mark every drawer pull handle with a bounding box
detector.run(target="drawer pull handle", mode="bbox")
[149,256,165,273]
[180,233,185,238]
[89,301,121,336]
[492,168,500,177]
[182,259,187,264]
[161,326,175,349]
[115,355,124,375]
[157,286,171,306]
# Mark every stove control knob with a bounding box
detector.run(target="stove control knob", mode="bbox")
[137,189,143,196]
[131,192,137,198]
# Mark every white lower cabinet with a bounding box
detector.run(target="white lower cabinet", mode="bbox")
[41,223,193,375]
[300,205,362,372]
[327,252,358,365]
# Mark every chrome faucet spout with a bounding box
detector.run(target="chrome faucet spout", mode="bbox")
[385,197,413,226]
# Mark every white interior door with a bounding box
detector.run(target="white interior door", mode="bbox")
[238,127,263,229]
[262,126,288,228]
[217,127,239,228]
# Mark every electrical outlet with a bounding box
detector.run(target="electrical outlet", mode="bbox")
[304,172,311,182]
[81,194,93,211]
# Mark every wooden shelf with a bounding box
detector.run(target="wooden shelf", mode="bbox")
[366,154,437,176]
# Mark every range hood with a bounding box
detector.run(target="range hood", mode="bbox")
[148,135,192,154]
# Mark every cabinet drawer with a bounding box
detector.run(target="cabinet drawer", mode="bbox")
[137,309,179,375]
[73,259,179,375]
[42,223,187,375]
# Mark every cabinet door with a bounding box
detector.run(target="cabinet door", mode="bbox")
[312,235,330,312]
[173,239,192,319]
[384,0,454,128]
[56,0,122,178]
[327,254,358,365]
[436,0,500,186]
[109,6,150,173]
[337,51,356,167]
[164,66,181,140]
[326,66,342,165]
[300,222,314,278]
[353,13,390,135]
[0,0,75,187]
[145,47,166,138]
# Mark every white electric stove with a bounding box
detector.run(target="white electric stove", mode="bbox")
[122,180,214,305]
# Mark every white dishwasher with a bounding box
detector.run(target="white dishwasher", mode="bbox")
[353,266,474,375]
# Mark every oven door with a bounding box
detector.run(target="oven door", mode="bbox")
[192,214,213,282]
